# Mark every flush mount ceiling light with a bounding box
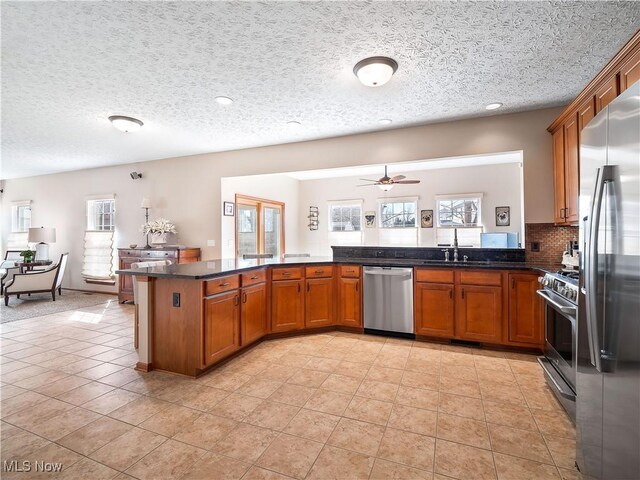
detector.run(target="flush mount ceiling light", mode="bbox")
[485,103,503,110]
[353,56,398,87]
[214,96,233,105]
[108,115,143,133]
[378,118,393,125]
[287,121,301,128]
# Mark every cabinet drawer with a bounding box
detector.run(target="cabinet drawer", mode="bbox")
[271,267,303,281]
[305,265,333,278]
[242,269,266,287]
[145,250,178,259]
[458,270,502,286]
[415,268,454,284]
[205,274,240,296]
[340,265,360,278]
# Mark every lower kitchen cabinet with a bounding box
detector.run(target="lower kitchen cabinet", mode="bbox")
[241,283,267,346]
[337,276,361,327]
[414,282,454,337]
[204,290,240,366]
[508,273,543,345]
[455,284,503,343]
[271,279,304,332]
[305,278,334,328]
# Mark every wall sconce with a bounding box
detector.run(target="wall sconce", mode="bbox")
[308,207,319,231]
[130,171,143,180]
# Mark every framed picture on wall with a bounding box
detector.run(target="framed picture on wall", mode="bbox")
[223,201,235,216]
[420,210,433,228]
[495,206,510,226]
[364,211,376,228]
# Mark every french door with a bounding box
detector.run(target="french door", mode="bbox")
[236,195,285,259]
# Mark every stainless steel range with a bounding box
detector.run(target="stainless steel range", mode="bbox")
[537,270,578,421]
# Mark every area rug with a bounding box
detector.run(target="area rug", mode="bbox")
[0,290,116,324]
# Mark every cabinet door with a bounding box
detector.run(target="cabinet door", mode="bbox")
[414,283,454,337]
[620,49,640,92]
[508,274,543,345]
[595,75,620,113]
[204,291,240,366]
[456,285,502,343]
[578,96,596,132]
[337,277,361,327]
[271,280,304,332]
[563,115,580,224]
[552,128,567,224]
[305,278,334,328]
[241,283,267,346]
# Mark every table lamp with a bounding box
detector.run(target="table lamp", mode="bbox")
[28,227,56,261]
[141,198,152,249]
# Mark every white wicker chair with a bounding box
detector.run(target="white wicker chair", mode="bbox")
[4,253,68,306]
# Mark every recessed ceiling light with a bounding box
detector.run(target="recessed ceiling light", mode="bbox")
[287,121,301,128]
[108,115,143,133]
[215,96,233,105]
[378,119,393,125]
[353,56,398,87]
[485,103,503,110]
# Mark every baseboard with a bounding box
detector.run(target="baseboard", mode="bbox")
[62,288,118,296]
[135,362,152,372]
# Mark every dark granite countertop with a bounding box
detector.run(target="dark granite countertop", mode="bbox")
[116,256,561,280]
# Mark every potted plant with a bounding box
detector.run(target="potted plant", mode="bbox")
[19,250,35,263]
[142,218,177,245]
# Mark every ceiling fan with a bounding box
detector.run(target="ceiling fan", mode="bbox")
[358,165,420,191]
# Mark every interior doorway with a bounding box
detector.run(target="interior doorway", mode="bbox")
[235,194,285,258]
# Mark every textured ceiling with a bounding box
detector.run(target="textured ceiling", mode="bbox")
[2,1,639,179]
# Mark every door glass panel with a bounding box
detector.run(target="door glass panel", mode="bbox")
[264,206,282,257]
[237,204,258,257]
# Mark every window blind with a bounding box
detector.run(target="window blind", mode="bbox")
[436,227,483,248]
[378,228,418,246]
[6,232,29,250]
[82,230,115,282]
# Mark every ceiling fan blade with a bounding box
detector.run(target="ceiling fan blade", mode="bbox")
[359,178,380,182]
[394,179,421,184]
[391,174,406,181]
[357,183,380,187]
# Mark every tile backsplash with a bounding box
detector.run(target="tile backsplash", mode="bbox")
[525,223,579,264]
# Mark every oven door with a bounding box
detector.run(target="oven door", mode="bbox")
[537,289,577,392]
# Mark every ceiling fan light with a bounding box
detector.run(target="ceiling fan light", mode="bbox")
[108,115,143,133]
[378,184,394,191]
[354,57,398,87]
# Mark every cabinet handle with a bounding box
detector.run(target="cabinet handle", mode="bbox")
[449,289,452,299]
[461,289,465,299]
[315,270,323,274]
[297,283,301,293]
[243,292,247,303]
[219,282,230,287]
[250,275,259,280]
[306,283,310,292]
[234,295,239,306]
[282,272,291,276]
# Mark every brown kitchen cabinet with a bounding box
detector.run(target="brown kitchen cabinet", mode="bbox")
[118,247,200,302]
[241,282,267,346]
[305,277,334,328]
[271,278,304,333]
[594,75,619,113]
[455,284,503,344]
[204,290,240,366]
[337,266,362,328]
[508,273,543,345]
[620,48,640,92]
[414,282,454,337]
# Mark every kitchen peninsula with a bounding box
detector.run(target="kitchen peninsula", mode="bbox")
[119,247,551,377]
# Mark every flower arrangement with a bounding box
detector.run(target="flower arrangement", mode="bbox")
[142,218,177,235]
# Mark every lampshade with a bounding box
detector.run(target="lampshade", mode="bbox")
[28,227,56,243]
[140,198,152,209]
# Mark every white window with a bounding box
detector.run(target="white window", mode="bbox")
[379,199,417,228]
[329,202,362,232]
[83,196,116,284]
[435,194,483,247]
[87,199,115,231]
[11,201,31,232]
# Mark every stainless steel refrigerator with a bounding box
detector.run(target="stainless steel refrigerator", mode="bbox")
[577,81,640,479]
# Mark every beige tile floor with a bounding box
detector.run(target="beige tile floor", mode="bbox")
[1,301,581,480]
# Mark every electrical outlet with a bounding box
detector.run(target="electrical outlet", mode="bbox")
[531,241,540,252]
[207,239,216,247]
[172,292,180,307]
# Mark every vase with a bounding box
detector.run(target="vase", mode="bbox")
[151,233,168,245]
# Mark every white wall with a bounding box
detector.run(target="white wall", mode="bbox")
[0,107,562,292]
[220,174,301,258]
[298,162,524,256]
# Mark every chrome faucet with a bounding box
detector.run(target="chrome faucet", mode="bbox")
[453,228,459,262]
[463,255,469,263]
[441,249,450,262]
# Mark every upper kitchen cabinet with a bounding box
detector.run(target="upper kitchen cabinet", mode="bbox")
[548,31,640,226]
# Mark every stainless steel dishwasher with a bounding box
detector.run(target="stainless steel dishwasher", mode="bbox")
[363,266,414,335]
